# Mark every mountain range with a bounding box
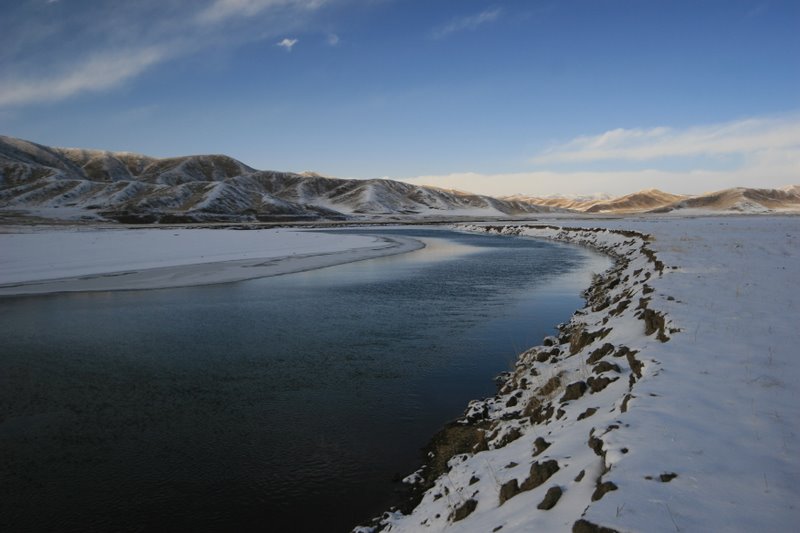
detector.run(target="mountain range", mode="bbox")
[1,135,798,222]
[0,136,559,223]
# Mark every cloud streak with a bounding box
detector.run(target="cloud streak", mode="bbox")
[0,0,334,107]
[431,7,501,39]
[0,47,165,107]
[533,116,800,164]
[404,114,800,197]
[196,0,326,24]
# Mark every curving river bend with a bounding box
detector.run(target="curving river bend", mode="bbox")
[0,228,609,532]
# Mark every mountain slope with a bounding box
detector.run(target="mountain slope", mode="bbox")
[508,187,800,215]
[584,189,687,213]
[651,187,800,213]
[503,193,613,212]
[0,136,557,222]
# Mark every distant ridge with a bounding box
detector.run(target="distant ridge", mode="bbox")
[504,189,687,213]
[502,193,613,212]
[0,136,559,223]
[650,187,800,214]
[584,189,687,213]
[1,135,798,222]
[506,187,800,215]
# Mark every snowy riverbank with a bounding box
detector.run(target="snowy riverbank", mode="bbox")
[0,227,423,296]
[367,216,799,532]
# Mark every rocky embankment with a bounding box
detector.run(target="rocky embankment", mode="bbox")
[360,224,678,532]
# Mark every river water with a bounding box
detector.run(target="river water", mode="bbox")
[0,228,609,532]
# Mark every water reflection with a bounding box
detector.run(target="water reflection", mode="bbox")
[0,229,609,532]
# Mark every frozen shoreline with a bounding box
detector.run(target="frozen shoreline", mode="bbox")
[0,227,424,296]
[369,216,800,533]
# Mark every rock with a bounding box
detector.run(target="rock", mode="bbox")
[626,352,643,378]
[533,437,551,456]
[451,499,478,521]
[620,394,633,413]
[591,481,618,501]
[537,485,563,510]
[659,472,678,482]
[572,519,620,533]
[577,407,597,420]
[570,328,612,355]
[560,381,587,402]
[528,403,555,425]
[642,308,669,342]
[587,343,615,364]
[592,361,621,374]
[495,427,522,448]
[588,434,604,456]
[538,375,562,397]
[520,459,560,491]
[587,376,615,393]
[498,479,520,505]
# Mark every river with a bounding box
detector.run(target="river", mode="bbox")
[0,228,609,532]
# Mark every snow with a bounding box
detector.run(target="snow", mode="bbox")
[370,215,800,533]
[0,227,422,295]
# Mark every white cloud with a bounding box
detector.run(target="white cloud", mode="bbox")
[277,37,298,51]
[533,116,800,164]
[197,0,326,24]
[1,0,339,107]
[432,7,501,39]
[327,33,339,46]
[403,165,798,198]
[403,114,800,197]
[0,47,165,107]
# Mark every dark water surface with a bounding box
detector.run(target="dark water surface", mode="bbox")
[0,228,608,532]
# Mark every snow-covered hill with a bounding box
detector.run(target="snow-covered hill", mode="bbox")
[651,187,800,214]
[0,136,557,222]
[507,188,800,215]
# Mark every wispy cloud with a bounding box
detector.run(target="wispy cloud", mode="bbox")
[0,0,337,107]
[431,7,501,39]
[196,0,326,24]
[277,37,299,51]
[0,47,165,107]
[532,116,800,164]
[327,33,340,46]
[404,114,800,196]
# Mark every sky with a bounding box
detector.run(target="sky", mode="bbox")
[1,0,798,197]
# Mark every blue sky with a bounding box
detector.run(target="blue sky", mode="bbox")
[1,0,798,196]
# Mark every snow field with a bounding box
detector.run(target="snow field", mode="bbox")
[369,216,799,533]
[0,227,400,289]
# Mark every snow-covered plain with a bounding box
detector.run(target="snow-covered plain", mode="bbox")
[368,216,799,532]
[0,227,422,295]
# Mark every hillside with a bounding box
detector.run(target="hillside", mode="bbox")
[508,187,800,215]
[0,136,557,223]
[651,186,800,214]
[2,136,798,222]
[503,193,613,212]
